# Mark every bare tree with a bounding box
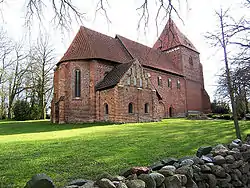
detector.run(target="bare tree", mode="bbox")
[0,28,13,119]
[0,0,184,32]
[206,8,241,139]
[29,35,55,119]
[7,43,29,119]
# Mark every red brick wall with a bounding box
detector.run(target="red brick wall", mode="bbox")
[145,68,187,117]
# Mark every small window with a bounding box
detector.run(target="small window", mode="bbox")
[75,69,81,97]
[133,77,137,86]
[189,56,193,66]
[157,76,162,86]
[144,103,149,113]
[104,103,109,115]
[168,78,172,88]
[177,80,181,89]
[128,103,133,113]
[139,78,143,88]
[127,77,131,85]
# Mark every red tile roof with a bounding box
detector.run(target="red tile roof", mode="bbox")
[95,60,134,91]
[58,21,185,76]
[116,35,182,75]
[153,18,198,52]
[59,26,132,64]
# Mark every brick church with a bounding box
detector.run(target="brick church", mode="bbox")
[51,19,211,123]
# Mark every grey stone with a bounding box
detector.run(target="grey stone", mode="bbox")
[96,178,116,188]
[200,155,214,163]
[228,160,243,169]
[214,155,226,165]
[212,144,228,156]
[68,179,88,186]
[158,165,176,176]
[203,174,217,188]
[149,161,165,171]
[161,158,178,166]
[192,165,201,173]
[112,176,125,182]
[79,181,95,188]
[196,146,212,158]
[24,174,55,188]
[186,179,198,188]
[225,155,235,164]
[149,173,165,186]
[180,159,194,167]
[175,174,187,185]
[175,165,193,179]
[232,139,242,146]
[116,182,128,188]
[200,165,211,173]
[211,165,226,178]
[126,179,146,188]
[192,157,204,165]
[164,175,182,188]
[138,174,156,188]
[242,150,250,161]
[240,162,250,174]
[222,164,232,173]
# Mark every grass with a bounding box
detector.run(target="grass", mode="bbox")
[0,119,249,187]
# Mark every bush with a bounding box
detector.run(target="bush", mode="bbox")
[13,100,30,121]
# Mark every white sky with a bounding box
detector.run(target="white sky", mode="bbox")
[1,0,248,100]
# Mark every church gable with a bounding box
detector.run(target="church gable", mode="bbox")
[119,59,153,90]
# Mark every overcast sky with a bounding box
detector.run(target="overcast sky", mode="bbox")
[1,0,248,100]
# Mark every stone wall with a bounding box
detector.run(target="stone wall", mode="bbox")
[25,136,250,188]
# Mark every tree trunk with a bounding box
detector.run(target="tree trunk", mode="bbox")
[219,11,241,139]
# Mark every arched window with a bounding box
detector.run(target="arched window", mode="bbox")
[168,78,172,88]
[133,77,137,86]
[177,80,181,89]
[104,103,109,115]
[139,78,143,88]
[144,103,149,113]
[75,69,81,97]
[157,76,162,86]
[189,56,193,66]
[128,103,133,113]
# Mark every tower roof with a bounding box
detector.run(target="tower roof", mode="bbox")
[153,18,198,52]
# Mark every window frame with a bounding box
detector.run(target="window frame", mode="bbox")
[144,103,149,114]
[128,103,133,114]
[157,76,162,86]
[168,78,172,88]
[104,103,109,115]
[74,69,81,97]
[177,80,181,89]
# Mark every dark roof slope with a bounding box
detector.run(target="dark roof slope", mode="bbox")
[116,35,182,75]
[59,26,132,64]
[153,18,198,52]
[95,61,133,91]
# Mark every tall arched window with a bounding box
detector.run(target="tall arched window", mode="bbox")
[168,78,172,88]
[144,103,149,113]
[104,103,109,115]
[189,56,193,66]
[75,69,81,97]
[128,103,133,113]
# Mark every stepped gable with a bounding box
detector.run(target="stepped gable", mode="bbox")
[116,35,182,76]
[153,18,198,52]
[59,26,132,64]
[95,60,134,91]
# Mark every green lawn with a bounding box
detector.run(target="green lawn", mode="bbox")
[0,119,249,187]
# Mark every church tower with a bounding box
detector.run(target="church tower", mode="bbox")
[153,19,210,112]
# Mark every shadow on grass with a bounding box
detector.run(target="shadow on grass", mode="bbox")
[0,120,116,136]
